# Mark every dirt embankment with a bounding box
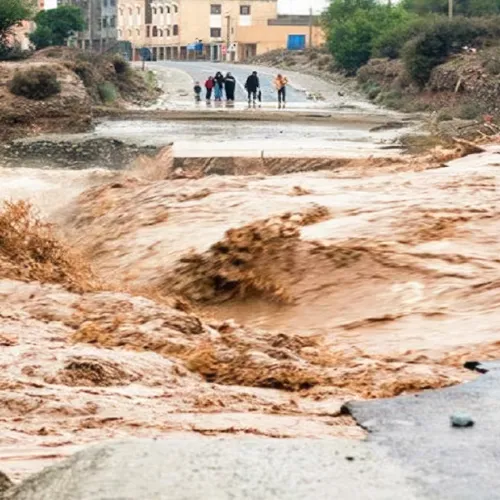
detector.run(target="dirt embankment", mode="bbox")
[0,61,92,141]
[357,48,500,136]
[0,48,160,142]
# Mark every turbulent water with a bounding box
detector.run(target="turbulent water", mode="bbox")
[0,140,499,481]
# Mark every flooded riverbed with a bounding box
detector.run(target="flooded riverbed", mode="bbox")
[0,120,498,482]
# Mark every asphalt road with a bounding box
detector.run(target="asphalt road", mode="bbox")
[154,61,309,104]
[3,438,421,500]
[7,361,500,499]
[347,360,500,500]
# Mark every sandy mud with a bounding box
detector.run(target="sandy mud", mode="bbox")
[0,140,499,482]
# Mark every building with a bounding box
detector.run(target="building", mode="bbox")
[118,0,321,62]
[237,14,324,60]
[59,0,118,51]
[39,0,59,9]
[61,0,324,60]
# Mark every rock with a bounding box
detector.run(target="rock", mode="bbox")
[450,413,474,428]
[0,471,13,494]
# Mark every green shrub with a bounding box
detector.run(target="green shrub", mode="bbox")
[458,103,481,120]
[373,16,428,59]
[73,61,95,88]
[111,55,129,75]
[484,58,500,75]
[0,41,31,61]
[8,66,61,100]
[362,81,381,99]
[402,17,491,86]
[98,81,118,103]
[326,3,412,73]
[437,109,453,121]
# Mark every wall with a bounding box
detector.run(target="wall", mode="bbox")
[237,24,324,55]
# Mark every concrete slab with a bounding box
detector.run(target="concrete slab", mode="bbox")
[3,438,422,500]
[345,362,500,500]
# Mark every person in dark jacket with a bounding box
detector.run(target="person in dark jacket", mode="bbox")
[193,81,202,102]
[224,72,236,102]
[245,71,260,104]
[205,76,214,101]
[214,71,225,101]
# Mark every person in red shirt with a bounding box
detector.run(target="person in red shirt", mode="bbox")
[205,76,215,101]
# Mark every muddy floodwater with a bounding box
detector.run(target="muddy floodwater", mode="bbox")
[0,118,499,482]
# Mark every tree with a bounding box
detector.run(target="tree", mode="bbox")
[402,0,500,16]
[29,24,53,49]
[325,1,412,72]
[0,0,33,44]
[30,5,85,49]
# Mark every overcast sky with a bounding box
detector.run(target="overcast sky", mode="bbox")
[277,0,329,15]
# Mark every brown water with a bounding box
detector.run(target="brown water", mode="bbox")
[0,143,499,481]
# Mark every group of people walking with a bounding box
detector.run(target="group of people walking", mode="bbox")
[193,70,289,107]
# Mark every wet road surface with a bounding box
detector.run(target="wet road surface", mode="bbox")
[153,61,309,104]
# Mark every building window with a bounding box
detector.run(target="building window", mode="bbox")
[119,8,123,16]
[110,16,116,27]
[102,17,108,28]
[173,5,178,13]
[159,29,163,36]
[152,7,157,14]
[210,4,221,14]
[117,29,122,37]
[146,25,150,37]
[210,27,221,37]
[173,24,179,35]
[240,5,251,15]
[166,28,170,36]
[166,6,170,13]
[152,26,158,36]
[103,0,107,7]
[110,0,115,5]
[128,7,132,15]
[159,7,163,14]
[136,7,140,14]
[127,29,132,36]
[136,29,140,35]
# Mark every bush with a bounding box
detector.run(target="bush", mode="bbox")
[73,61,95,87]
[437,110,453,121]
[98,81,118,103]
[484,58,500,75]
[0,41,31,61]
[8,66,61,100]
[362,81,381,99]
[458,103,481,120]
[326,3,412,73]
[111,55,129,75]
[373,16,428,59]
[402,17,491,86]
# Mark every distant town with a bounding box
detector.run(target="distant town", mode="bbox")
[15,0,324,62]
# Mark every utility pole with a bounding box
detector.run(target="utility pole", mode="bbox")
[88,0,93,51]
[226,14,230,62]
[308,7,312,49]
[448,0,453,18]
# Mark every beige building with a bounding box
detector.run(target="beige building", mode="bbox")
[116,0,322,61]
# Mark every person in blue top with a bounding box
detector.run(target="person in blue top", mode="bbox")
[214,72,225,101]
